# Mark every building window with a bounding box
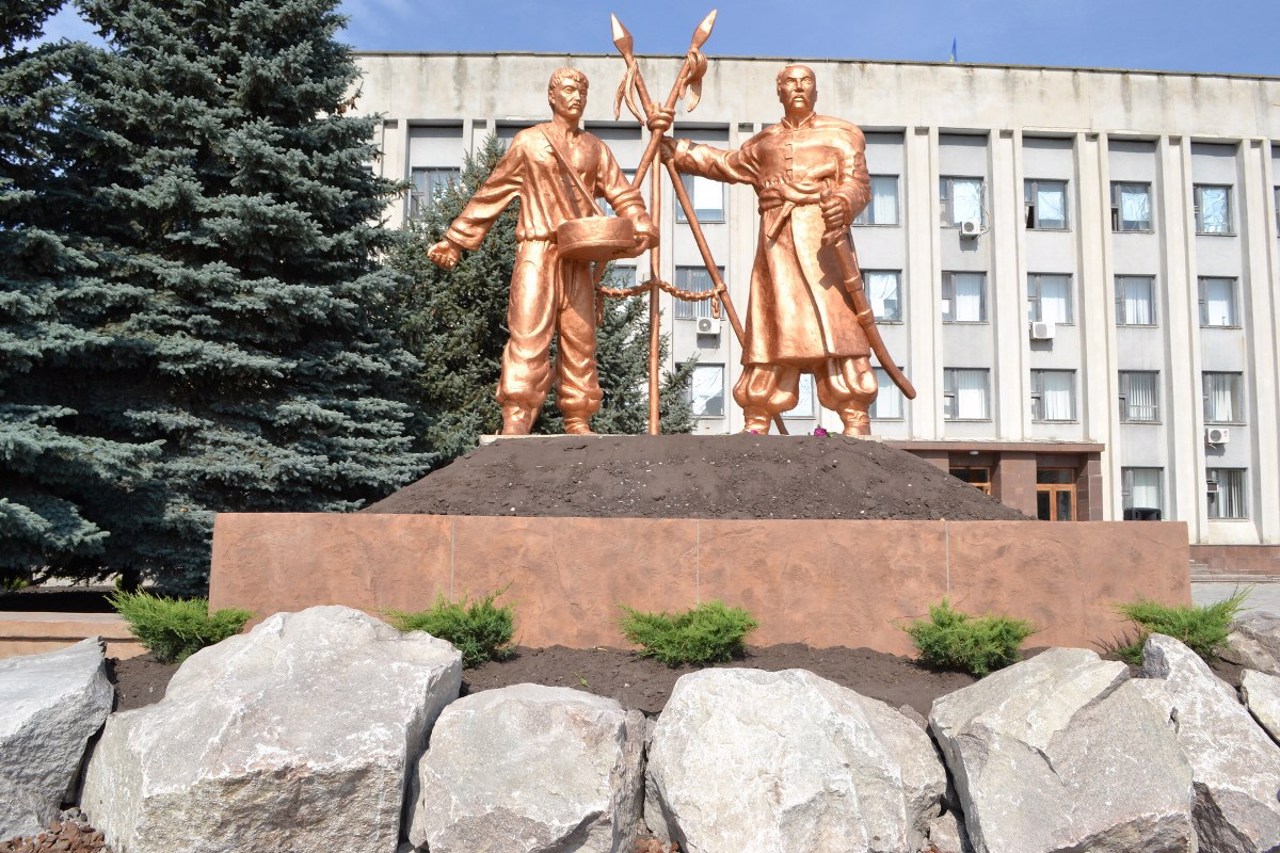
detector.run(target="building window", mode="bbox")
[1122,467,1164,520]
[688,364,725,418]
[604,265,636,289]
[1031,370,1076,422]
[1115,275,1156,326]
[785,373,816,419]
[1198,277,1238,327]
[1118,371,1160,422]
[869,367,903,420]
[1193,185,1232,235]
[602,169,637,216]
[1207,468,1247,519]
[1025,179,1068,230]
[673,266,721,320]
[1111,182,1152,232]
[1202,372,1243,424]
[943,368,990,421]
[941,272,986,322]
[854,176,900,225]
[1274,186,1279,232]
[1027,273,1073,324]
[408,167,460,218]
[940,176,985,226]
[864,271,902,322]
[950,468,992,495]
[676,174,725,224]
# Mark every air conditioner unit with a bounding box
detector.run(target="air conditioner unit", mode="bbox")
[1029,321,1056,340]
[1205,426,1230,445]
[695,317,719,335]
[959,219,982,238]
[1206,477,1219,494]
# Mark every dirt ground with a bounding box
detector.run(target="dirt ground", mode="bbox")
[364,434,1030,522]
[106,643,977,719]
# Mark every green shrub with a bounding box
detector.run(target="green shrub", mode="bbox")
[386,591,515,668]
[618,600,758,666]
[109,590,252,664]
[1,572,30,592]
[904,599,1035,676]
[1111,588,1249,666]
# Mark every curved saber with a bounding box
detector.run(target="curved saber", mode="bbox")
[827,230,918,400]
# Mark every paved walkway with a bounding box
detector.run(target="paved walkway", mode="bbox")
[1192,577,1280,616]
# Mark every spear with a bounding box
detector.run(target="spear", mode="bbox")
[612,11,789,435]
[612,10,715,190]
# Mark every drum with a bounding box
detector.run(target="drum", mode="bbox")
[556,217,643,262]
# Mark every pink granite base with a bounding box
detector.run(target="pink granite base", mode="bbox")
[209,514,1190,657]
[0,612,145,660]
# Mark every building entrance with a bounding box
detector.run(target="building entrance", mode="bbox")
[949,467,992,495]
[1036,468,1077,521]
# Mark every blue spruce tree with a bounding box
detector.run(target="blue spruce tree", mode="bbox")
[52,0,429,591]
[0,1,160,582]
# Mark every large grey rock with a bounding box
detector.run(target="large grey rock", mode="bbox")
[1241,669,1280,743]
[0,639,113,839]
[1222,612,1280,676]
[80,606,461,853]
[925,810,973,853]
[930,647,1195,853]
[409,684,644,853]
[645,668,945,853]
[1142,633,1280,852]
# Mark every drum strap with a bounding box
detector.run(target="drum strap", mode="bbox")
[541,128,605,218]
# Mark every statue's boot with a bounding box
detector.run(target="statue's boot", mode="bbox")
[563,415,596,436]
[741,408,772,435]
[839,405,872,437]
[501,404,536,435]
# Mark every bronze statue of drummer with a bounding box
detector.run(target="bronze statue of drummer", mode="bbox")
[428,67,656,436]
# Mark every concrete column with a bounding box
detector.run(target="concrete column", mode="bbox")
[906,126,940,439]
[470,118,493,155]
[990,129,1024,440]
[1159,136,1205,542]
[1078,132,1117,518]
[1240,139,1280,541]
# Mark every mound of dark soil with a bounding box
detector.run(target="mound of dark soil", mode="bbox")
[366,434,1028,522]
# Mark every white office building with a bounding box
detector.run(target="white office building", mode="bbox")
[351,51,1280,570]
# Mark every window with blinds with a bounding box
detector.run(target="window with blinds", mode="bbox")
[1119,371,1159,422]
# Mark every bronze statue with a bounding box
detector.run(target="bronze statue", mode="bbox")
[662,64,914,436]
[428,68,656,436]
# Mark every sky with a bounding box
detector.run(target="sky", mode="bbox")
[38,0,1280,78]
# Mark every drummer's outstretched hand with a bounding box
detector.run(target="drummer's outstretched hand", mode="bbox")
[428,239,461,270]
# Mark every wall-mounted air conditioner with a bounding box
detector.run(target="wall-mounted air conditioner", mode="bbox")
[1205,426,1230,445]
[1029,321,1056,340]
[959,220,982,238]
[695,317,719,335]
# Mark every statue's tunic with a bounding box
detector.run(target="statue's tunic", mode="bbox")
[444,124,646,415]
[445,124,645,249]
[675,113,871,365]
